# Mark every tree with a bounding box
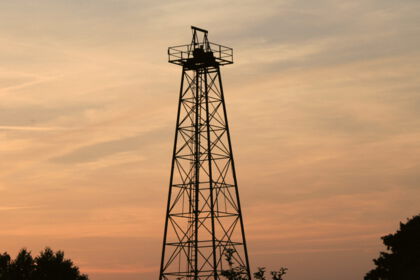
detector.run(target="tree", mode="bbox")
[365,214,420,280]
[10,249,34,280]
[269,268,288,280]
[221,248,248,280]
[0,253,11,279]
[221,248,287,280]
[253,267,287,280]
[0,248,89,280]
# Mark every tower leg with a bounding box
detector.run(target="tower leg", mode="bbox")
[159,69,185,280]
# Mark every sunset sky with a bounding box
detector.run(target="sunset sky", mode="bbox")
[1,1,420,279]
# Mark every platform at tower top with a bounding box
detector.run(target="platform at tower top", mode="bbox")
[168,27,233,69]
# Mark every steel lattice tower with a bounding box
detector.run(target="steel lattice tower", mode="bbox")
[159,26,251,280]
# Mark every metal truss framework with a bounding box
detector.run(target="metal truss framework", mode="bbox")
[159,26,250,280]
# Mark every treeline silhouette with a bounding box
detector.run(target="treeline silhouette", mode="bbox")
[221,214,420,280]
[365,214,420,280]
[0,247,88,280]
[1,214,418,280]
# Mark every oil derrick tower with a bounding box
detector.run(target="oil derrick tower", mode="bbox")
[159,26,251,280]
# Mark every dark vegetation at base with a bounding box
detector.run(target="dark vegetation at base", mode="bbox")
[221,214,420,280]
[2,214,419,280]
[0,247,89,280]
[221,248,287,280]
[365,214,420,280]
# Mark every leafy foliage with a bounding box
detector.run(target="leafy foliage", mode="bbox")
[253,267,287,280]
[221,248,287,280]
[0,247,89,280]
[269,268,288,280]
[365,214,420,280]
[221,248,248,280]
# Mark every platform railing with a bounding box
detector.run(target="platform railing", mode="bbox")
[168,42,233,66]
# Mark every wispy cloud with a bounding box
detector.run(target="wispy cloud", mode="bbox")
[0,126,66,131]
[0,205,43,211]
[51,126,168,164]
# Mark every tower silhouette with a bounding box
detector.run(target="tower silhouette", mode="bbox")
[159,26,251,280]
